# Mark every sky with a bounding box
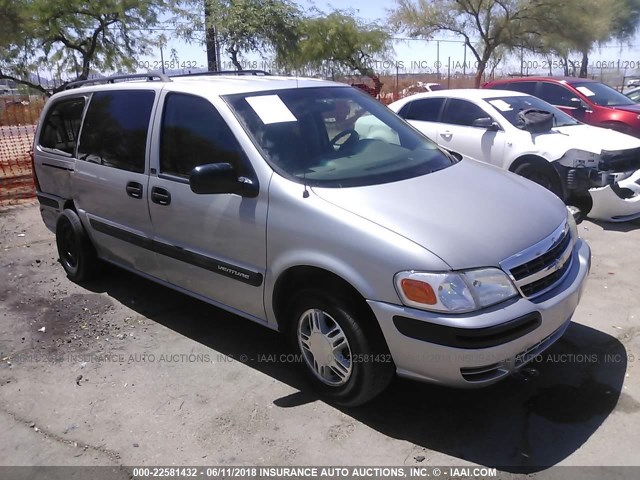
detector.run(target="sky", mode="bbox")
[137,0,640,81]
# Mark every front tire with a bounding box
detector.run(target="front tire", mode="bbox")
[513,161,564,200]
[56,209,101,282]
[288,289,394,406]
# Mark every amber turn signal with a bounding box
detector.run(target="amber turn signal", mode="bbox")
[400,278,437,305]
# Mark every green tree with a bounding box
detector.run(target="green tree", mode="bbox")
[0,0,24,48]
[0,0,185,95]
[279,11,392,82]
[612,0,640,40]
[530,0,617,77]
[390,0,557,86]
[530,0,640,77]
[608,0,640,76]
[205,0,301,71]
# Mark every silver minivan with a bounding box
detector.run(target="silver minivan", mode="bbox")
[33,73,591,406]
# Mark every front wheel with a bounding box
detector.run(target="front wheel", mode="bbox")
[513,161,564,200]
[288,289,394,406]
[56,209,101,282]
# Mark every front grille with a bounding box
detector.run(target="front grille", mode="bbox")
[501,221,574,299]
[510,231,571,281]
[519,256,572,297]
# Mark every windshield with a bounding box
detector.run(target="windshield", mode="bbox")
[627,88,640,102]
[225,86,454,187]
[486,95,580,128]
[572,81,635,106]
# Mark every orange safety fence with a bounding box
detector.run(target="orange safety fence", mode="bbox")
[0,96,45,208]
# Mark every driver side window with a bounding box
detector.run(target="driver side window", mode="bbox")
[160,93,244,178]
[539,83,575,107]
[441,99,490,127]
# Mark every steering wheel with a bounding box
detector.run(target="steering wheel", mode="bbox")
[329,129,359,150]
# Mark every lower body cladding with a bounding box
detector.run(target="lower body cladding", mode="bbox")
[367,239,591,387]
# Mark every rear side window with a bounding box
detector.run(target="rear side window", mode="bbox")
[160,93,244,178]
[402,98,445,122]
[39,97,86,156]
[441,99,488,127]
[78,90,155,173]
[495,81,537,95]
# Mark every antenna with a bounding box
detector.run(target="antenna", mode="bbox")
[302,170,309,198]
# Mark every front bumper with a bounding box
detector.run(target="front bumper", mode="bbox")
[368,238,591,387]
[588,169,640,222]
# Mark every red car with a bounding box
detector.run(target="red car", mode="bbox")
[483,77,640,137]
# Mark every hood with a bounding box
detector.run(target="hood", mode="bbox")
[532,124,640,156]
[610,104,640,114]
[312,159,566,270]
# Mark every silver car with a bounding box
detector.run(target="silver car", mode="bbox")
[33,73,591,406]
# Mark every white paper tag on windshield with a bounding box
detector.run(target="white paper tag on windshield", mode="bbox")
[246,95,297,124]
[489,99,513,111]
[576,86,595,97]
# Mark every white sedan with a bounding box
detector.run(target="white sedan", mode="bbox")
[360,89,640,222]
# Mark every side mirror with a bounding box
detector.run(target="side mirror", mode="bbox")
[472,117,499,130]
[190,162,258,196]
[568,98,584,109]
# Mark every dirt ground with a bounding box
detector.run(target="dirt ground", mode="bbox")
[0,203,639,476]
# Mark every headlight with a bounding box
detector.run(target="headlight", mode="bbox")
[395,268,518,313]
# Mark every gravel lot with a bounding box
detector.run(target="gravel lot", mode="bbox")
[0,203,639,477]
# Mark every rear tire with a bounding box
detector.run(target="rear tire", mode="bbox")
[56,209,101,282]
[287,289,394,407]
[513,161,564,200]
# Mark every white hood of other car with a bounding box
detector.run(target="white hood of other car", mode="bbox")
[531,124,640,157]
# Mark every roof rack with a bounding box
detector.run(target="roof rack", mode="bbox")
[170,70,271,78]
[64,72,171,90]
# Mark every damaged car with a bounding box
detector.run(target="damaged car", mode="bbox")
[376,90,640,221]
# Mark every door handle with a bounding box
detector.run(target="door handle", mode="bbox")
[126,181,143,199]
[440,131,453,139]
[151,186,171,206]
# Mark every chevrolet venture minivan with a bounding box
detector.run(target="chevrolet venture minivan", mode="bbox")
[33,72,591,406]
